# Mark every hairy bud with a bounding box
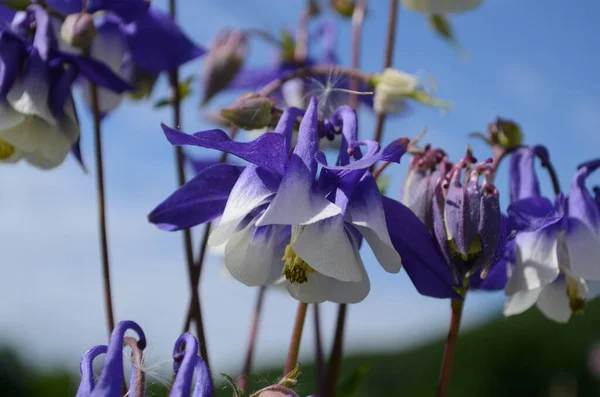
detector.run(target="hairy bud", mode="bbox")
[60,13,96,48]
[220,93,273,130]
[331,0,355,17]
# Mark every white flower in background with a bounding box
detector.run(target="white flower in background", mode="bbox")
[373,68,419,114]
[401,0,483,14]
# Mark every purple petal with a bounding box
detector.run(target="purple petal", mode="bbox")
[0,30,27,98]
[569,158,600,234]
[383,196,460,299]
[162,124,287,176]
[75,345,107,397]
[122,9,205,73]
[227,66,284,90]
[432,183,452,266]
[149,163,243,231]
[273,106,303,153]
[70,137,86,171]
[92,321,146,397]
[48,64,78,118]
[171,333,209,397]
[29,5,56,61]
[88,0,149,22]
[507,195,563,234]
[509,145,549,203]
[0,6,15,22]
[444,177,472,256]
[292,96,320,176]
[59,51,134,93]
[470,238,512,291]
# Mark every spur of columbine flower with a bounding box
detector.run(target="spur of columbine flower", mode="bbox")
[76,320,213,397]
[502,148,599,322]
[0,5,132,168]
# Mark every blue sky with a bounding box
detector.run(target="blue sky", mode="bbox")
[1,0,600,382]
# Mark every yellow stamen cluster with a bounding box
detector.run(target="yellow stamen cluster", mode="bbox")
[0,139,15,160]
[282,244,315,284]
[567,277,585,314]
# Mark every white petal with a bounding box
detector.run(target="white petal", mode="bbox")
[566,219,600,280]
[224,220,286,287]
[349,177,401,273]
[6,61,55,125]
[286,267,370,304]
[401,0,483,14]
[281,79,305,109]
[504,287,542,317]
[208,165,276,246]
[256,160,340,227]
[293,216,364,282]
[504,228,560,295]
[0,102,25,131]
[536,279,571,323]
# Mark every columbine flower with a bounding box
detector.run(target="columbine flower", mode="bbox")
[76,320,213,397]
[401,0,483,14]
[76,1,205,115]
[432,152,502,284]
[0,5,131,168]
[502,149,599,322]
[371,68,450,115]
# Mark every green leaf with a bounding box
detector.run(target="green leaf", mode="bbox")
[153,76,195,108]
[279,363,301,388]
[3,0,30,11]
[220,373,244,397]
[338,364,370,397]
[377,176,390,195]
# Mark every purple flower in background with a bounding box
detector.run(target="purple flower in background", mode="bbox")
[75,321,213,397]
[0,5,131,168]
[502,148,600,323]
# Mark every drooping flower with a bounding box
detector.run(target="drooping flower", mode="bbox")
[502,148,599,323]
[0,5,132,168]
[401,0,483,14]
[75,320,213,397]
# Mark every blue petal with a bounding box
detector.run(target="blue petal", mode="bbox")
[149,163,243,231]
[121,9,205,73]
[227,66,285,90]
[88,0,148,22]
[509,145,549,203]
[569,158,600,234]
[171,333,213,397]
[0,30,27,98]
[162,124,287,176]
[382,196,460,299]
[507,195,563,234]
[75,345,107,397]
[0,5,15,23]
[47,0,82,14]
[59,51,134,93]
[92,321,146,397]
[29,5,56,61]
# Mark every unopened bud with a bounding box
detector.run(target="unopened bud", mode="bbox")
[331,0,355,17]
[250,384,299,397]
[220,93,273,130]
[202,30,247,105]
[372,68,418,114]
[60,13,96,48]
[494,118,523,149]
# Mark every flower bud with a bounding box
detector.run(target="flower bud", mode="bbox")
[433,154,501,281]
[330,0,355,17]
[60,13,96,49]
[494,118,523,149]
[372,68,418,114]
[202,30,247,105]
[250,385,299,397]
[220,93,273,130]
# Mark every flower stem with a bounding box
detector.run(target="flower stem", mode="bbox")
[89,81,115,336]
[372,0,399,145]
[313,303,325,396]
[284,301,309,376]
[237,286,267,394]
[167,0,210,372]
[349,0,367,109]
[436,298,465,397]
[325,303,347,397]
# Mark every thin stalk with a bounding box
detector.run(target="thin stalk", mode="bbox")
[237,286,267,394]
[89,81,115,335]
[435,299,465,397]
[325,303,347,397]
[167,0,209,371]
[283,302,309,376]
[313,304,325,396]
[372,0,399,146]
[349,0,367,109]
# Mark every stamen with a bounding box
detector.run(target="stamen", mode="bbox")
[0,139,15,160]
[282,244,315,284]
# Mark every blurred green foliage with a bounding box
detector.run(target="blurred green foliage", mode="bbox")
[3,300,600,396]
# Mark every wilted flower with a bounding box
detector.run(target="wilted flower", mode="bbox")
[202,29,248,104]
[76,320,213,397]
[432,152,502,283]
[372,68,450,115]
[60,12,96,48]
[401,0,483,14]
